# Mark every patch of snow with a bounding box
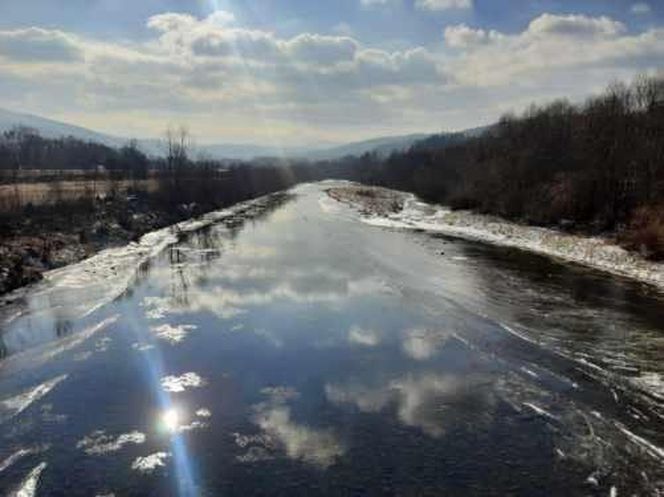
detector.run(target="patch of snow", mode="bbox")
[339,189,664,291]
[76,430,145,455]
[131,452,171,474]
[160,372,205,393]
[150,323,196,345]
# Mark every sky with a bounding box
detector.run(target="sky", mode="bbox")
[0,0,662,145]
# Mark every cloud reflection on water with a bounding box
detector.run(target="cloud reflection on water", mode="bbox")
[235,386,344,468]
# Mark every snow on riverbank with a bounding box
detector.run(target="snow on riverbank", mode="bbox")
[0,193,291,331]
[326,185,664,292]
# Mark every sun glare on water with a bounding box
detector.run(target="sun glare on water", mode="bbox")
[162,408,181,433]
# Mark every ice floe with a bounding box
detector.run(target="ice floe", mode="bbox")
[160,372,206,393]
[77,430,146,455]
[131,452,171,474]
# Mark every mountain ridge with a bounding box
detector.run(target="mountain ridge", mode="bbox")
[0,107,445,161]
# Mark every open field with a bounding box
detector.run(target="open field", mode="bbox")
[0,179,159,208]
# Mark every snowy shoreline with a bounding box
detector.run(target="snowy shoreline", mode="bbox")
[0,192,292,334]
[326,185,664,293]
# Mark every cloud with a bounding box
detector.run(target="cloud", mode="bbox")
[415,0,472,12]
[526,13,625,38]
[326,373,485,437]
[360,0,392,8]
[246,386,344,468]
[444,24,502,49]
[284,34,358,66]
[0,10,662,143]
[631,3,652,15]
[401,328,450,360]
[443,13,664,87]
[0,28,83,62]
[348,325,381,346]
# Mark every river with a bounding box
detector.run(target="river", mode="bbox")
[1,182,663,496]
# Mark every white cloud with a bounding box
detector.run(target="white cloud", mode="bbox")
[326,373,480,437]
[401,328,450,360]
[631,3,652,15]
[348,325,381,346]
[360,0,392,7]
[0,28,83,62]
[444,24,502,48]
[526,13,625,38]
[444,13,664,87]
[0,10,661,144]
[249,386,344,468]
[415,0,472,12]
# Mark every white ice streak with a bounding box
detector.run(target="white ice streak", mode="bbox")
[0,375,68,424]
[0,448,41,474]
[1,315,119,371]
[8,462,47,497]
[76,430,146,455]
[615,422,664,461]
[523,402,559,420]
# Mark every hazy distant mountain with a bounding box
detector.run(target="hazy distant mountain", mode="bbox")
[0,107,449,161]
[0,108,126,148]
[308,133,431,160]
[0,108,313,160]
[409,126,491,152]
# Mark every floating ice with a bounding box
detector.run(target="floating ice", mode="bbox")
[160,372,205,393]
[131,452,171,474]
[151,323,197,345]
[77,430,146,455]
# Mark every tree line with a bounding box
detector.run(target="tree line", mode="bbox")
[333,74,664,259]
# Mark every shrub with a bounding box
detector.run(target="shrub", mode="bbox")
[621,206,664,260]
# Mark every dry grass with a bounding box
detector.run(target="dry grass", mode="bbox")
[0,179,158,208]
[621,206,664,260]
[326,186,405,215]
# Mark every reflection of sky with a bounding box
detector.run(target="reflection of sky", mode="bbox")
[2,184,664,495]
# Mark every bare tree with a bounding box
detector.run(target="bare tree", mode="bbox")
[165,126,191,173]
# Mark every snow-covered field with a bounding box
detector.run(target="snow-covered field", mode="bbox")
[327,185,664,292]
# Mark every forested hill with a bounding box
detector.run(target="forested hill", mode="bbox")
[346,75,664,259]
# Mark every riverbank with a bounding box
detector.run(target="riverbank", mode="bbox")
[326,185,664,292]
[0,191,292,297]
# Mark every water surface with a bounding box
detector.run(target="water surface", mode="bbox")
[1,182,664,496]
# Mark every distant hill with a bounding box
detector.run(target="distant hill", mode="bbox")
[0,108,126,148]
[308,133,431,160]
[0,107,482,161]
[0,108,307,160]
[410,126,492,152]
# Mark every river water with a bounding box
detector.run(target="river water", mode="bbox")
[1,182,663,496]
